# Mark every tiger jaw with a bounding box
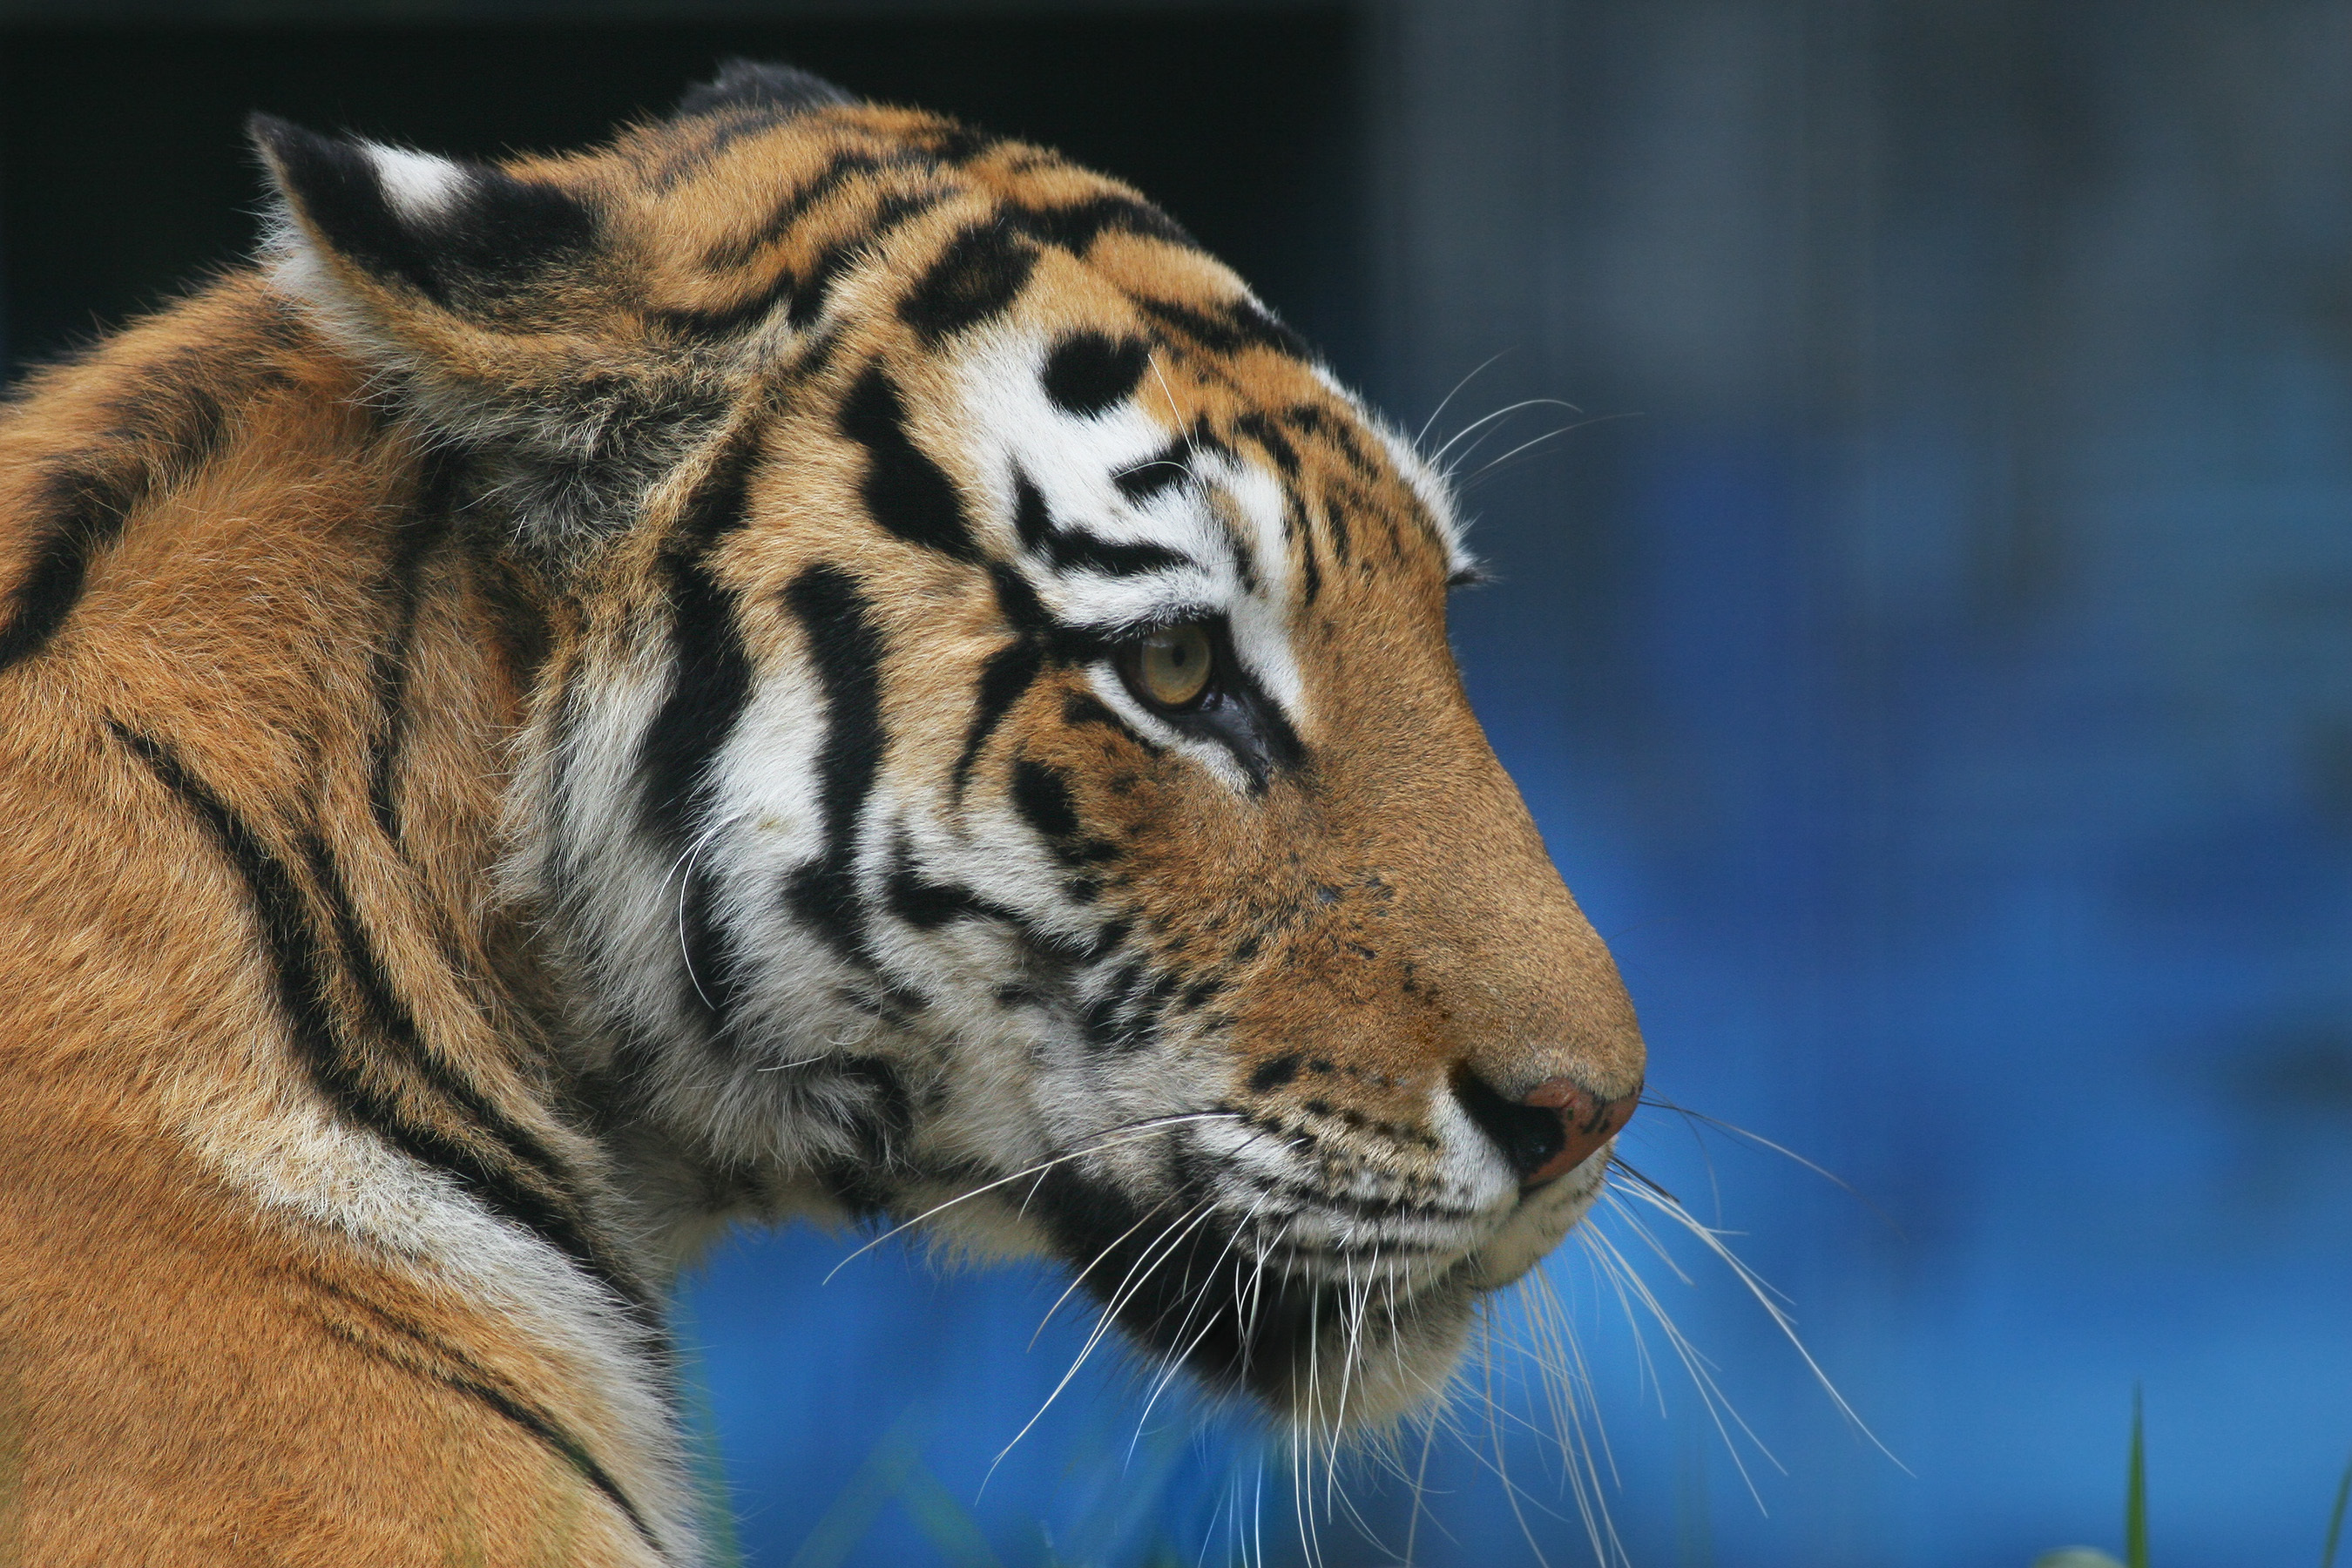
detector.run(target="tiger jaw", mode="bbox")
[960,1118,1618,1430]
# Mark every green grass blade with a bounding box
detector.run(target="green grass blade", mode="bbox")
[2322,1444,2351,1568]
[2126,1387,2148,1568]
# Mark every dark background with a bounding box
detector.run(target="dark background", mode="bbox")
[6,3,2350,1565]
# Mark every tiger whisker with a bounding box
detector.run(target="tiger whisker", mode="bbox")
[1424,396,1584,468]
[1607,1173,1905,1470]
[816,1111,1242,1285]
[1131,1186,1276,1450]
[987,1193,1229,1486]
[1636,1094,1906,1235]
[1026,1200,1169,1354]
[667,820,730,1016]
[1025,1123,1281,1356]
[1581,1204,1778,1510]
[1414,350,1511,454]
[1452,412,1638,490]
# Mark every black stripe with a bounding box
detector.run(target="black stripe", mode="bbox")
[1113,438,1196,505]
[670,162,943,335]
[648,288,794,343]
[1231,411,1301,476]
[1132,295,1309,360]
[635,432,760,859]
[1281,402,1381,478]
[0,350,240,674]
[703,149,914,271]
[1011,756,1120,868]
[314,1294,659,1552]
[1042,332,1152,418]
[1010,757,1080,838]
[443,1374,659,1548]
[1321,491,1355,566]
[783,564,889,960]
[983,557,1055,640]
[368,454,463,848]
[1050,529,1192,578]
[783,190,950,332]
[1010,470,1055,554]
[954,637,1045,799]
[950,559,1063,798]
[1080,958,1162,1054]
[1288,493,1322,606]
[884,854,1018,930]
[107,723,648,1315]
[635,435,763,1043]
[1014,470,1189,578]
[923,122,1000,164]
[1012,195,1198,255]
[839,364,977,560]
[899,217,1039,343]
[294,830,647,1309]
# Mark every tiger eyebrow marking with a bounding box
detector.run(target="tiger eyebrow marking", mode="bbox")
[1012,469,1191,578]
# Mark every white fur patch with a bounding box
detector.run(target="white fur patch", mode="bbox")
[366,143,472,221]
[172,1075,700,1564]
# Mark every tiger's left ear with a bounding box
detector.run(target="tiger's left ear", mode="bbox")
[250,114,601,322]
[251,115,733,564]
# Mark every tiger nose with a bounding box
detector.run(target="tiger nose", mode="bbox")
[1454,1069,1640,1186]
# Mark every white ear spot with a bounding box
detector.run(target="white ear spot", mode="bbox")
[366,144,470,221]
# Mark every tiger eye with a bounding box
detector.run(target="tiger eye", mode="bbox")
[1136,625,1213,709]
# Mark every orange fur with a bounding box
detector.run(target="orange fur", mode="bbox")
[0,67,1640,1562]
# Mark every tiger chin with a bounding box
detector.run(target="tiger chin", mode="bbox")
[0,61,1642,1565]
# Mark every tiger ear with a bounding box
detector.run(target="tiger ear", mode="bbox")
[674,58,855,120]
[250,115,729,565]
[249,113,599,320]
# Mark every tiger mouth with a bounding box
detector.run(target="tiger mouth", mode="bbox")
[1017,1152,1564,1425]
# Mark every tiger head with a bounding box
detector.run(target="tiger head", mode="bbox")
[254,61,1643,1431]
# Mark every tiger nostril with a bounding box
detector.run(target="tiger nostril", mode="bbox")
[1519,1075,1639,1186]
[1451,1067,1639,1186]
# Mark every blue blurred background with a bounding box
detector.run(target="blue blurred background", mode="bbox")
[7,2,2349,1562]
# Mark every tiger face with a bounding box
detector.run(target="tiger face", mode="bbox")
[258,62,1644,1431]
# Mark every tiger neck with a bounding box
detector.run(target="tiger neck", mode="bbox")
[0,274,644,1281]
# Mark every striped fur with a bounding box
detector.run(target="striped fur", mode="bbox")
[0,62,1642,1564]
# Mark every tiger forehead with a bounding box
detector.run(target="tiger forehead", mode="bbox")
[538,98,1463,590]
[604,102,1157,243]
[590,105,1200,308]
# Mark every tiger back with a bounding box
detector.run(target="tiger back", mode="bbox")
[0,63,1642,1565]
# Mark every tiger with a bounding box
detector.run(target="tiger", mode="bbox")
[0,59,1645,1565]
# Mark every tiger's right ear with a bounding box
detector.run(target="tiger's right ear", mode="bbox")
[250,113,601,325]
